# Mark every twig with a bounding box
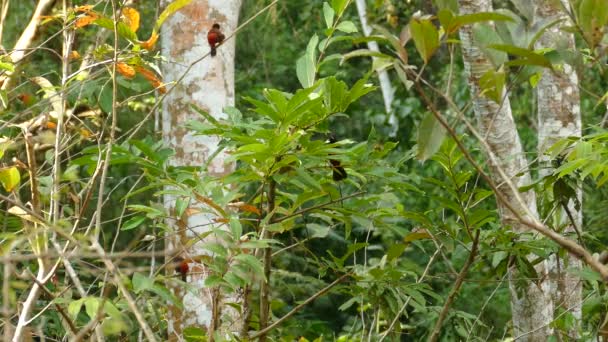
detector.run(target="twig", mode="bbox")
[410,79,608,281]
[0,0,55,91]
[251,273,351,339]
[428,230,480,342]
[90,240,158,342]
[24,272,77,336]
[379,245,443,341]
[271,191,366,224]
[258,179,276,342]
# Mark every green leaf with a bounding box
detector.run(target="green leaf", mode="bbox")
[323,2,335,29]
[409,18,439,63]
[132,272,154,293]
[479,69,506,103]
[0,90,7,109]
[98,83,113,113]
[121,215,146,230]
[0,61,14,72]
[296,35,318,88]
[489,44,552,68]
[387,243,407,261]
[84,297,101,319]
[331,0,348,16]
[0,137,13,159]
[155,0,193,31]
[0,167,20,192]
[472,23,508,67]
[336,21,358,33]
[340,49,391,65]
[578,0,608,47]
[492,251,508,268]
[230,217,242,240]
[190,104,223,127]
[184,326,207,341]
[403,230,432,243]
[234,253,264,276]
[416,112,446,162]
[174,197,190,217]
[451,12,515,31]
[68,298,85,320]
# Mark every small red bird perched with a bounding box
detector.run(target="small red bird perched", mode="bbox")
[207,23,225,57]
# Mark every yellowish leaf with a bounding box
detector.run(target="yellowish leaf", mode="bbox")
[74,5,94,13]
[0,167,20,192]
[121,7,140,33]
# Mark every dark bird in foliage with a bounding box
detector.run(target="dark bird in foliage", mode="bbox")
[207,23,225,57]
[328,134,347,181]
[175,257,189,282]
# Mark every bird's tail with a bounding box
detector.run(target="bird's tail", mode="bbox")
[211,47,217,57]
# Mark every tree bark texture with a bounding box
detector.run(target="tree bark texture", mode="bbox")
[161,0,242,339]
[457,0,553,339]
[535,0,582,338]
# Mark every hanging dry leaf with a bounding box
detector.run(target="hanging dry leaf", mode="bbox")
[69,50,81,60]
[75,14,97,28]
[141,32,159,51]
[116,62,136,79]
[135,66,166,93]
[227,201,261,215]
[74,5,94,13]
[121,7,140,33]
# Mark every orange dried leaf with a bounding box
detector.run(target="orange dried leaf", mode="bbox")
[121,7,140,33]
[79,128,93,139]
[184,207,202,217]
[141,32,159,51]
[135,66,166,93]
[116,62,136,79]
[69,50,81,60]
[213,218,230,224]
[227,202,261,215]
[74,5,94,13]
[194,194,226,216]
[75,14,97,28]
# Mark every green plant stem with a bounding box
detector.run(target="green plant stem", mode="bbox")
[428,230,480,342]
[410,77,608,281]
[251,273,351,339]
[258,178,276,342]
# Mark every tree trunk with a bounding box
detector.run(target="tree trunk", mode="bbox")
[160,0,242,339]
[457,0,553,339]
[535,0,582,338]
[354,0,397,136]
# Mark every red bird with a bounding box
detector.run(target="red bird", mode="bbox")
[207,23,225,57]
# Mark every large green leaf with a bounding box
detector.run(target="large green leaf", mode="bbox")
[409,18,439,63]
[416,112,446,162]
[473,23,508,67]
[296,35,319,88]
[323,2,335,28]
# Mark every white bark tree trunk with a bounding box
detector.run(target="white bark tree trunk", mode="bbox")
[535,0,582,338]
[354,0,397,136]
[457,0,553,339]
[160,0,241,339]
